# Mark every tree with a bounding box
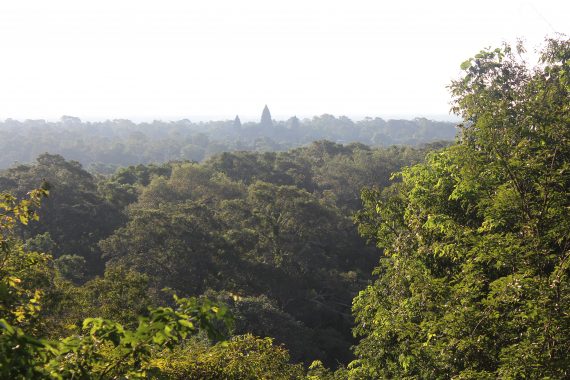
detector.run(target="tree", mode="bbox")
[0,189,232,379]
[152,334,305,379]
[350,37,570,378]
[260,105,273,127]
[287,116,300,129]
[0,154,124,273]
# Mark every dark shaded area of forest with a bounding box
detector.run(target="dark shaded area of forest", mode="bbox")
[0,141,443,368]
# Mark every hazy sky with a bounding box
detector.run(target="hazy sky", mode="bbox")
[0,0,567,121]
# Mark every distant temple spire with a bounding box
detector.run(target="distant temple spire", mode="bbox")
[233,115,242,128]
[260,105,273,127]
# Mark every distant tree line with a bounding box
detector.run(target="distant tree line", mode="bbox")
[0,112,456,173]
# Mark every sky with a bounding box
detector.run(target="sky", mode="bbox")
[0,0,567,122]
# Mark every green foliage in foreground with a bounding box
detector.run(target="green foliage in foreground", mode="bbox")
[351,38,570,378]
[0,190,328,379]
[153,334,305,379]
[1,297,230,379]
[0,191,234,379]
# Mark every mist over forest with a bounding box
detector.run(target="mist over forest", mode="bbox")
[0,110,456,172]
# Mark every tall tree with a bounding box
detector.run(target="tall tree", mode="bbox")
[0,154,123,273]
[287,115,300,129]
[260,105,273,127]
[350,38,570,379]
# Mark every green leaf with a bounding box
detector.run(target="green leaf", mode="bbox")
[460,59,472,70]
